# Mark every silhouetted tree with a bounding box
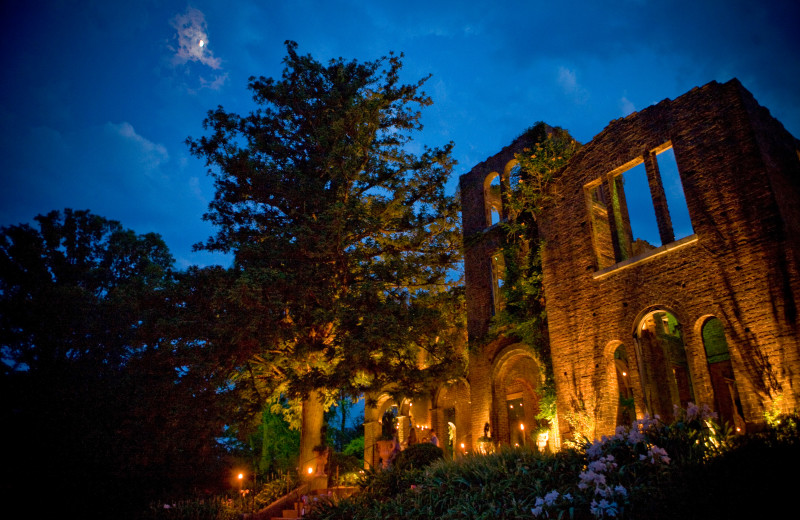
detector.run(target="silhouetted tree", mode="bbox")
[0,210,231,517]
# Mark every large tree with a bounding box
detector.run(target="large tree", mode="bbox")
[0,210,231,516]
[188,41,464,471]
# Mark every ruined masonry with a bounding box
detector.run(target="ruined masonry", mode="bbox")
[365,79,800,466]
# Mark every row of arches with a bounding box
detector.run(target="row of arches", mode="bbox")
[608,309,744,432]
[365,343,549,466]
[366,308,745,467]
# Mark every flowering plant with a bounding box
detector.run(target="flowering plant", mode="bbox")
[531,404,727,518]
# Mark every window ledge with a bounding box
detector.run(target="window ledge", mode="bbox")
[593,234,698,279]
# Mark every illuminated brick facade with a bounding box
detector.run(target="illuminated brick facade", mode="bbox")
[458,79,800,448]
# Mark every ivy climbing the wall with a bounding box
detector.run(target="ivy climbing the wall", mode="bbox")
[489,122,581,430]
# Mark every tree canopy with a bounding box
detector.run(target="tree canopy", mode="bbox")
[0,210,232,515]
[188,41,463,398]
[187,41,465,464]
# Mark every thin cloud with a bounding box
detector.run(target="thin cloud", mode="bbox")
[198,72,229,91]
[557,66,589,103]
[105,122,169,174]
[620,96,635,116]
[170,7,221,70]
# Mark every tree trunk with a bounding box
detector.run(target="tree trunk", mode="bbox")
[298,389,325,479]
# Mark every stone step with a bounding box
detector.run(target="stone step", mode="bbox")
[268,500,303,520]
[267,486,359,519]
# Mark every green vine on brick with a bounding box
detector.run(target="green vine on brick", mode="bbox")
[489,122,581,427]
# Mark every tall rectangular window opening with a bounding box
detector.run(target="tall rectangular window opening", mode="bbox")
[654,146,693,240]
[586,142,695,271]
[586,181,616,270]
[616,161,662,256]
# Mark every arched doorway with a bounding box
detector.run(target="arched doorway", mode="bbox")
[634,309,695,421]
[701,317,745,432]
[613,344,635,426]
[433,380,469,458]
[491,345,543,448]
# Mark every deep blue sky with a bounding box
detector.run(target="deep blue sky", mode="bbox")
[2,0,798,268]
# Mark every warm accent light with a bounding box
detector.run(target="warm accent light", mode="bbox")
[622,371,627,376]
[238,473,243,480]
[307,467,313,474]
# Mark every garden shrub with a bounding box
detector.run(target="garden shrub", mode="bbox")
[393,443,443,471]
[306,407,800,520]
[253,472,298,509]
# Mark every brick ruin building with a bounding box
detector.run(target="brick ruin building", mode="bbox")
[364,79,800,465]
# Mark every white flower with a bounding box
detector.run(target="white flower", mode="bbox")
[544,490,560,506]
[579,469,607,489]
[531,505,543,517]
[627,429,645,444]
[614,485,627,497]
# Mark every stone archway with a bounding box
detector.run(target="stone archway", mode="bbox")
[490,345,544,448]
[484,172,502,226]
[364,391,435,468]
[363,393,399,470]
[432,380,470,458]
[633,308,695,422]
[697,315,746,432]
[602,340,635,430]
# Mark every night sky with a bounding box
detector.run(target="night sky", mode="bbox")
[1,0,798,269]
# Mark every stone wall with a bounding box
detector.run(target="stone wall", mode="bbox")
[457,79,800,450]
[459,133,549,448]
[539,79,800,439]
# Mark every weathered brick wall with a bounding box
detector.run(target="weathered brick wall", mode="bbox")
[460,137,528,342]
[460,135,539,448]
[455,79,799,452]
[539,79,800,439]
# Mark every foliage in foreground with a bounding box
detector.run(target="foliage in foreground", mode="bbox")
[0,209,234,517]
[306,407,800,520]
[138,473,298,520]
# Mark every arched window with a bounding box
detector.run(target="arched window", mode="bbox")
[506,160,522,190]
[484,172,502,226]
[614,344,635,426]
[702,317,745,432]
